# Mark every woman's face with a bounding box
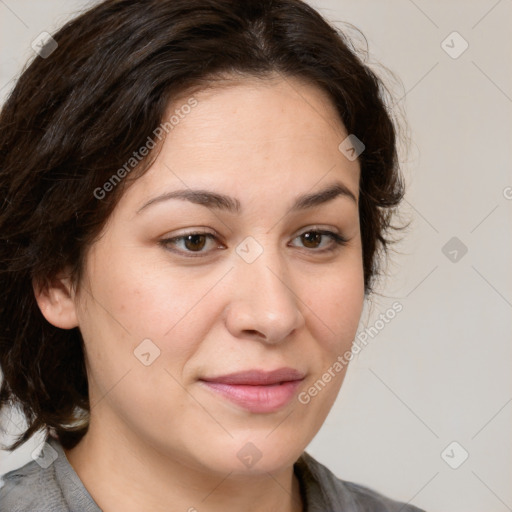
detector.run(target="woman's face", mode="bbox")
[72,75,364,475]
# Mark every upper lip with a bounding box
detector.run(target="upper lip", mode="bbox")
[200,367,305,386]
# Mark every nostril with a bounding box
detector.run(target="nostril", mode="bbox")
[244,329,261,337]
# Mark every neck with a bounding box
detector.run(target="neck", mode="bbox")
[63,418,303,512]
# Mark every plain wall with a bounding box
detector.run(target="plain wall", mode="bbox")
[1,1,511,511]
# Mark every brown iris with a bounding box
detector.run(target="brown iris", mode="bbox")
[184,234,207,252]
[300,231,322,249]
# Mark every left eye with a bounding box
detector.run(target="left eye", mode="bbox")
[160,229,348,257]
[291,230,348,251]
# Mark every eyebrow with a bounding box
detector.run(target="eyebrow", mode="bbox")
[136,181,357,215]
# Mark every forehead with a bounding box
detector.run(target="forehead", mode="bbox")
[123,75,360,208]
[171,74,348,143]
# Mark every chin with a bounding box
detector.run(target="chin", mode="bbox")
[187,430,308,477]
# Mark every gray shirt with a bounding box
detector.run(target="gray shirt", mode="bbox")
[0,436,425,511]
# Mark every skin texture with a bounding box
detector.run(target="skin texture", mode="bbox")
[34,74,365,512]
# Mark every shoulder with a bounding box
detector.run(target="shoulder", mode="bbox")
[0,438,71,512]
[295,451,426,512]
[0,459,67,512]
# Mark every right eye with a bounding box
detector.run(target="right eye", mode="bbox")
[160,231,225,257]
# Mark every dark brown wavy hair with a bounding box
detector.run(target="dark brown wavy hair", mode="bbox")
[0,0,407,451]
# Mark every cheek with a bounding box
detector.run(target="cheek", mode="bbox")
[302,263,365,354]
[76,254,204,422]
[295,268,364,429]
[78,247,221,374]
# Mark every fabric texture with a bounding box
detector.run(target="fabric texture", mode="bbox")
[0,435,425,511]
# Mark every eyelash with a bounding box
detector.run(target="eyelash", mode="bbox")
[159,229,349,258]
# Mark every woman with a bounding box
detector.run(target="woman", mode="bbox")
[0,0,421,510]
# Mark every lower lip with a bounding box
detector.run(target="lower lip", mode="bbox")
[199,380,303,413]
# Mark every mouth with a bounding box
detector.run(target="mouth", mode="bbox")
[198,368,305,413]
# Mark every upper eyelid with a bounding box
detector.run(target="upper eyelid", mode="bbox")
[165,230,330,244]
[166,224,341,238]
[161,227,345,252]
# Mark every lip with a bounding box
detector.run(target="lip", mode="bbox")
[199,368,305,413]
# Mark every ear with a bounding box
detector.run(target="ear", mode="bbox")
[32,268,79,329]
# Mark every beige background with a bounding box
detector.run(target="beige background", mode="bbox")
[1,1,511,511]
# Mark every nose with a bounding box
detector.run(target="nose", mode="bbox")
[224,245,306,344]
